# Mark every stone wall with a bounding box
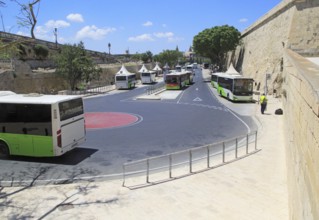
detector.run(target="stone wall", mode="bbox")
[283,49,319,220]
[230,0,319,219]
[231,0,319,95]
[0,60,151,94]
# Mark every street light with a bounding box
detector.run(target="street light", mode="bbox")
[108,42,111,55]
[54,28,58,48]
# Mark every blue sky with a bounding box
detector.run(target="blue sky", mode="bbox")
[0,0,282,55]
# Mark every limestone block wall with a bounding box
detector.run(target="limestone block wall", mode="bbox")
[283,49,319,220]
[229,0,319,219]
[287,0,319,55]
[232,0,319,94]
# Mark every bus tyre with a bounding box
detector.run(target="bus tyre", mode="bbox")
[0,141,9,157]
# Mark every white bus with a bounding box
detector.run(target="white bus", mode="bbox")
[186,64,194,74]
[0,92,86,157]
[139,64,156,84]
[141,71,156,84]
[115,65,136,89]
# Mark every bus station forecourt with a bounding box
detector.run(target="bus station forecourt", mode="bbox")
[0,69,289,219]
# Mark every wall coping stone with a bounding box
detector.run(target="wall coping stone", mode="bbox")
[284,48,319,115]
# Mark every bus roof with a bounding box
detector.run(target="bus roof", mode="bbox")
[0,92,82,104]
[221,75,253,80]
[166,71,189,76]
[213,72,253,80]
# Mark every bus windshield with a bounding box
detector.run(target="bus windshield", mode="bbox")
[233,79,253,95]
[141,73,150,77]
[116,76,127,81]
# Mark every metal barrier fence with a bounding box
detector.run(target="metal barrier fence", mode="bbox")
[146,82,165,95]
[59,85,115,95]
[122,131,258,187]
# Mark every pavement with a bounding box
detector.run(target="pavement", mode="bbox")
[0,70,289,220]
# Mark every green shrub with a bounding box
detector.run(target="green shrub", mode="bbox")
[33,44,49,59]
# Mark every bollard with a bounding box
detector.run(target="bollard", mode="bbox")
[146,159,150,183]
[189,150,193,173]
[222,142,226,163]
[122,164,126,187]
[246,134,249,154]
[169,154,172,178]
[235,138,238,158]
[207,146,210,168]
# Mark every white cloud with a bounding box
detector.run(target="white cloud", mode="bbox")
[76,25,116,40]
[128,34,154,42]
[239,18,248,23]
[67,13,84,23]
[143,21,153,27]
[16,31,28,37]
[154,32,174,38]
[168,37,184,42]
[45,20,70,29]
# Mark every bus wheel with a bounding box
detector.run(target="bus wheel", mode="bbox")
[227,93,229,99]
[219,90,222,96]
[0,141,10,157]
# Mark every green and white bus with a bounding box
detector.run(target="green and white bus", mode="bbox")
[165,71,189,90]
[0,92,86,157]
[211,72,226,88]
[213,74,254,102]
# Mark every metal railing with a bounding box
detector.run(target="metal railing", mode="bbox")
[122,131,258,187]
[58,84,115,96]
[146,82,165,95]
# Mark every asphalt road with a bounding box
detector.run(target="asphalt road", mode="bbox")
[0,68,258,186]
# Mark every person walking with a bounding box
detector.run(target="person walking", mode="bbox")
[260,93,268,114]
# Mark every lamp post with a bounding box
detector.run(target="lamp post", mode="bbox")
[54,28,58,48]
[108,42,111,55]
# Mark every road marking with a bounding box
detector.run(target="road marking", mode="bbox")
[193,97,202,102]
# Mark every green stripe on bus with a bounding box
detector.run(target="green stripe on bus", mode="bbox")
[0,133,54,157]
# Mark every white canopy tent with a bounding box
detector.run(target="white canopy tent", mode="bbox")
[153,63,162,71]
[152,62,162,75]
[116,65,134,76]
[226,63,241,75]
[138,64,149,73]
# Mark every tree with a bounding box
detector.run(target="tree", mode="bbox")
[138,51,153,63]
[14,0,41,39]
[55,42,101,90]
[145,50,153,62]
[193,25,241,71]
[155,50,183,67]
[141,53,148,63]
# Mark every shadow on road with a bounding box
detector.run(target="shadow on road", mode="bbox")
[0,148,98,165]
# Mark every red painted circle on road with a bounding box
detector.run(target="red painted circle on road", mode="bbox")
[85,112,140,129]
